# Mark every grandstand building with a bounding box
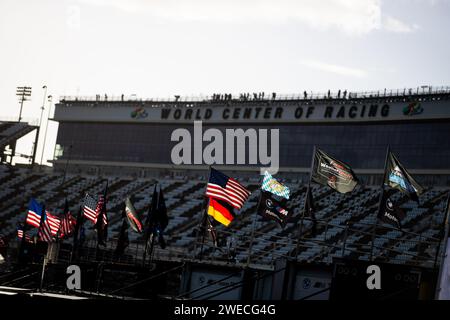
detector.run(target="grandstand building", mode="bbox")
[1,87,450,300]
[53,88,450,186]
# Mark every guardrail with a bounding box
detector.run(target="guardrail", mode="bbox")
[0,117,39,126]
[58,86,450,104]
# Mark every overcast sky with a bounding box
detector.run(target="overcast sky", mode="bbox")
[1,0,449,164]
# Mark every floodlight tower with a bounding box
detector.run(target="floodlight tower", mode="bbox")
[16,86,32,122]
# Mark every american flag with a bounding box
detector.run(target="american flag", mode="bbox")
[96,195,108,226]
[205,168,251,210]
[60,212,76,238]
[17,228,32,243]
[46,211,61,237]
[26,198,44,228]
[83,193,99,223]
[38,216,54,243]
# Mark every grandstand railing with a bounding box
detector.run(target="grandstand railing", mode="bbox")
[61,215,442,270]
[58,86,450,104]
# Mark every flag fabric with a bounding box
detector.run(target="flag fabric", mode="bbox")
[38,212,54,243]
[144,185,158,244]
[262,171,290,199]
[83,193,99,223]
[17,225,32,243]
[26,198,44,228]
[311,148,358,194]
[145,185,169,249]
[46,211,61,237]
[145,185,169,234]
[208,197,235,226]
[72,206,84,258]
[95,183,109,246]
[305,187,318,235]
[385,152,424,202]
[60,201,76,239]
[96,195,108,226]
[115,219,129,256]
[125,197,143,233]
[257,191,291,227]
[205,168,251,210]
[377,190,406,229]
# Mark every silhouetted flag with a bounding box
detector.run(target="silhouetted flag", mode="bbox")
[125,197,143,233]
[115,219,129,256]
[257,191,291,228]
[385,152,424,202]
[95,182,109,246]
[377,190,406,229]
[145,184,169,249]
[17,224,32,243]
[72,206,84,254]
[311,148,358,194]
[157,188,169,231]
[60,200,76,239]
[144,185,158,244]
[305,187,318,236]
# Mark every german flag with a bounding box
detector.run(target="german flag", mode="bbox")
[207,198,235,226]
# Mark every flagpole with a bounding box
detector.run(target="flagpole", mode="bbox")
[142,183,156,266]
[39,204,47,292]
[148,184,161,265]
[246,189,262,267]
[61,144,72,187]
[95,179,108,262]
[70,206,83,264]
[369,145,390,261]
[198,166,212,260]
[18,211,30,264]
[294,145,316,260]
[434,191,450,299]
[199,198,210,261]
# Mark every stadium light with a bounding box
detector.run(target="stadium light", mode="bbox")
[16,86,32,122]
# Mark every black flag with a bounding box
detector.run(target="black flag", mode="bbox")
[385,152,423,202]
[71,206,84,261]
[145,184,169,249]
[95,182,108,246]
[311,148,358,194]
[305,187,318,236]
[144,185,158,244]
[377,190,406,229]
[257,191,291,228]
[115,211,129,256]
